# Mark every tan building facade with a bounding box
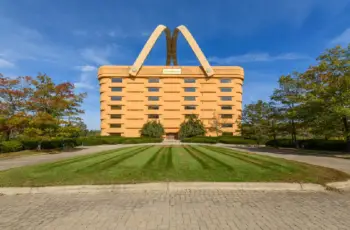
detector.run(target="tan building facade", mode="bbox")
[98,25,244,138]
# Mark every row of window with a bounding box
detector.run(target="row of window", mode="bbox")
[110,105,233,110]
[111,96,233,101]
[110,114,233,119]
[112,78,232,83]
[111,87,233,92]
[109,123,233,128]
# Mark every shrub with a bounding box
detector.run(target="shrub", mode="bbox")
[77,136,162,146]
[21,139,39,150]
[0,140,23,153]
[182,136,218,144]
[266,139,347,151]
[140,121,165,138]
[181,136,258,145]
[179,115,206,139]
[218,136,258,145]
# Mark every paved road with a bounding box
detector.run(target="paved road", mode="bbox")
[1,190,350,230]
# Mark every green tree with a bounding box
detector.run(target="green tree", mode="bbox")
[179,114,206,139]
[301,45,350,150]
[240,100,271,144]
[140,120,165,138]
[271,73,303,146]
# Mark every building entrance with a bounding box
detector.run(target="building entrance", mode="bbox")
[165,133,178,140]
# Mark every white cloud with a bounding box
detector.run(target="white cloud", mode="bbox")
[330,28,350,46]
[74,65,98,90]
[208,52,310,64]
[0,58,15,68]
[75,65,97,72]
[81,48,112,65]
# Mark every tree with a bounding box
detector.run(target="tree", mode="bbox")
[240,100,271,144]
[300,45,350,150]
[208,111,228,137]
[0,75,32,140]
[140,120,165,138]
[271,73,303,146]
[179,114,206,139]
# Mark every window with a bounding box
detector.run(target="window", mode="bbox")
[148,96,159,101]
[184,78,196,83]
[185,114,198,118]
[184,105,196,110]
[148,105,159,110]
[220,79,231,83]
[221,106,232,110]
[109,133,121,136]
[110,114,122,119]
[111,87,122,92]
[112,78,122,83]
[221,96,232,101]
[148,114,159,119]
[111,96,122,101]
[111,105,122,110]
[222,123,233,128]
[148,78,160,83]
[184,96,196,101]
[184,87,196,92]
[148,87,160,92]
[220,87,232,92]
[221,114,233,119]
[110,124,121,128]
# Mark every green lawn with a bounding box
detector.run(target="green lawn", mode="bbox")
[0,145,348,187]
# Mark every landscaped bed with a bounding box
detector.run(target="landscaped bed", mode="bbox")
[0,145,348,187]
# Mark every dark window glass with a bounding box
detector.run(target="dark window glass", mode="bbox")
[112,78,122,83]
[111,87,122,92]
[184,78,196,83]
[148,87,160,92]
[220,79,231,83]
[111,96,122,101]
[184,105,196,110]
[110,114,122,119]
[184,87,196,92]
[109,133,121,136]
[148,96,159,101]
[184,96,196,101]
[148,78,160,83]
[148,105,159,110]
[111,105,122,110]
[221,96,232,101]
[110,124,121,128]
[221,114,233,119]
[220,87,232,92]
[185,114,198,118]
[222,123,233,127]
[221,106,232,110]
[148,114,159,119]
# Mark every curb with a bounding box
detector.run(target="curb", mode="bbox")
[0,182,335,196]
[326,180,350,191]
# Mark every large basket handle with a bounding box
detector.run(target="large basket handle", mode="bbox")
[129,25,214,77]
[171,25,214,77]
[129,25,172,76]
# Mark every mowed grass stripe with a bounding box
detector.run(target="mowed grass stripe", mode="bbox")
[166,147,173,169]
[143,147,164,169]
[40,146,139,170]
[189,146,234,170]
[76,146,152,173]
[183,146,211,169]
[204,146,296,171]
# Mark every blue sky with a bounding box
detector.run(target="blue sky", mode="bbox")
[1,0,349,130]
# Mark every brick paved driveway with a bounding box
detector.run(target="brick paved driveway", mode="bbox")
[1,190,350,230]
